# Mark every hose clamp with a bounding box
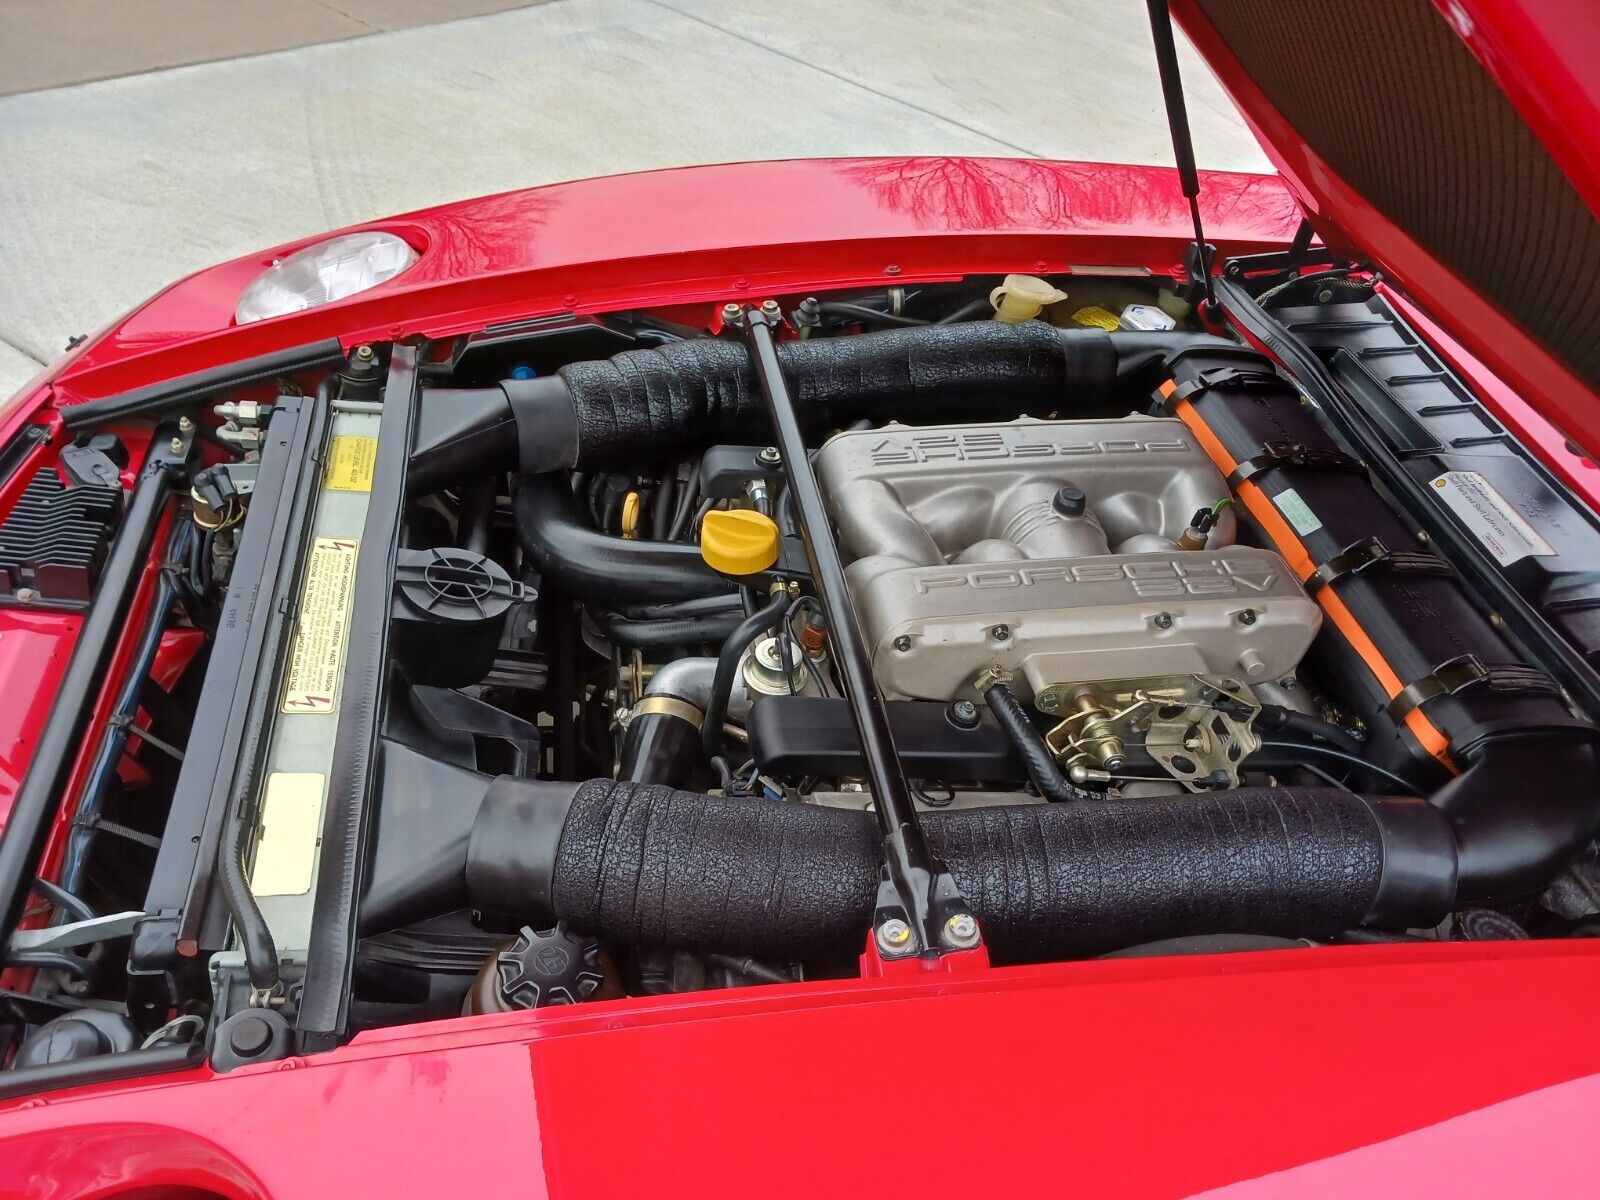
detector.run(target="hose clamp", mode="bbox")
[632,695,705,729]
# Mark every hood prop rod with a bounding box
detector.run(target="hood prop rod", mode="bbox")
[739,306,980,962]
[1146,0,1216,308]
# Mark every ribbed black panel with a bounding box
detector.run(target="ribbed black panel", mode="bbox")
[1195,0,1600,390]
[0,469,121,603]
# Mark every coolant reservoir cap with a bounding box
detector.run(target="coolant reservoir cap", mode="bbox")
[989,273,1068,323]
[701,509,780,576]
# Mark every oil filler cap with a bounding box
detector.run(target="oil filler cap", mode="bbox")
[700,509,779,576]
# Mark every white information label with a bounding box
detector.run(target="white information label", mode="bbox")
[1430,471,1556,566]
[1274,488,1323,537]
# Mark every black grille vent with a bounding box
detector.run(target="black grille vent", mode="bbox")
[0,468,122,604]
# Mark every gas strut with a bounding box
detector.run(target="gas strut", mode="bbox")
[739,305,979,959]
[1146,0,1216,307]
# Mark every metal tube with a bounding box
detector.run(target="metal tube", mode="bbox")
[0,424,190,946]
[738,307,976,957]
[61,524,184,892]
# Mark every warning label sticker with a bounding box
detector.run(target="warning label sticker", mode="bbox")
[325,435,377,492]
[281,537,359,714]
[1070,305,1122,331]
[1430,471,1556,566]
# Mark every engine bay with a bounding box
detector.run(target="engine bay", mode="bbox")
[7,265,1600,1079]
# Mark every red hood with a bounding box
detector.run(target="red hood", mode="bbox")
[3,942,1600,1197]
[1175,0,1600,462]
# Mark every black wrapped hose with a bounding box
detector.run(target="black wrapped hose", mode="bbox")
[463,778,1455,961]
[365,734,1596,955]
[415,326,1233,481]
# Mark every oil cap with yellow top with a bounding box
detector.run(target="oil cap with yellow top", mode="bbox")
[700,509,781,576]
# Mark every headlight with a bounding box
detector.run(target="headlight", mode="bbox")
[235,232,418,324]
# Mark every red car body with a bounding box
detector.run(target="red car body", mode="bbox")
[4,2,1600,1195]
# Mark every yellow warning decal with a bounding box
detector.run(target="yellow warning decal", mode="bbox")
[1070,305,1121,331]
[281,537,359,714]
[326,435,377,492]
[251,772,325,897]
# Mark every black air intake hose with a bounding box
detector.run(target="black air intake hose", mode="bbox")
[462,779,1456,960]
[1435,738,1599,903]
[413,327,1233,482]
[514,473,726,603]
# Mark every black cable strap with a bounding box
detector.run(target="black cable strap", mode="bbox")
[1163,365,1283,410]
[1225,441,1365,490]
[70,814,161,849]
[1386,654,1564,725]
[1304,537,1455,596]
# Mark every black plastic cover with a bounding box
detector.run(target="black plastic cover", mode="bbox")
[748,697,1024,782]
[1277,295,1600,674]
[390,547,525,688]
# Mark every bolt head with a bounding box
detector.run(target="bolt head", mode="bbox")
[1153,611,1174,630]
[943,913,981,949]
[884,264,902,276]
[169,436,185,453]
[720,302,743,325]
[1416,530,1432,545]
[990,624,1010,642]
[893,635,913,652]
[947,699,981,729]
[760,299,782,318]
[355,344,375,361]
[177,415,194,433]
[1237,608,1258,626]
[14,587,37,603]
[1037,691,1060,713]
[757,446,782,466]
[876,919,914,955]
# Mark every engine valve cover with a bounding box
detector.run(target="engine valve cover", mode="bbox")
[816,417,1320,702]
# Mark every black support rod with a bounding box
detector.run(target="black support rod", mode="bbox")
[1146,0,1216,307]
[0,423,191,945]
[739,307,976,958]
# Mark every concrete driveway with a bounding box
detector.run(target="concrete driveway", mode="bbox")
[0,0,1270,400]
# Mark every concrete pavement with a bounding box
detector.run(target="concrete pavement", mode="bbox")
[0,0,1270,401]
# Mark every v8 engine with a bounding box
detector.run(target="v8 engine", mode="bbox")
[818,415,1320,786]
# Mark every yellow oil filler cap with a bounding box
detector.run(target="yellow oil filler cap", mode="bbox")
[700,509,780,575]
[989,273,1068,323]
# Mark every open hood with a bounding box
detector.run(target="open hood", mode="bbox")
[1174,0,1600,461]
